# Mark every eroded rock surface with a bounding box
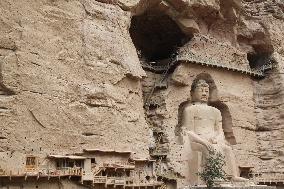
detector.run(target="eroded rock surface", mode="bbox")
[0,0,283,188]
[0,0,151,171]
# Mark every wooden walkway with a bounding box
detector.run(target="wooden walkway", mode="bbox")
[177,55,264,77]
[141,53,277,78]
[0,168,82,181]
[141,63,171,73]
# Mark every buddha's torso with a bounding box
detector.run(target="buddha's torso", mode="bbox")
[185,103,222,140]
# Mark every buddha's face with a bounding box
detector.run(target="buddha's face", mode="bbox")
[194,85,209,103]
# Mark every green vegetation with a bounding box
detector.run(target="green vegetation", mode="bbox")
[197,149,227,189]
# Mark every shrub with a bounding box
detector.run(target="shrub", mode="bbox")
[197,149,227,189]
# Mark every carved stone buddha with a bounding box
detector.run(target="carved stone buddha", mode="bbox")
[181,79,246,184]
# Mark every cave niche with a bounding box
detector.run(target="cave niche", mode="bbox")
[247,52,272,70]
[129,11,188,63]
[176,73,237,145]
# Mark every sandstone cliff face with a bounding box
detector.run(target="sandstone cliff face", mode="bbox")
[0,0,151,172]
[241,0,284,173]
[0,0,283,188]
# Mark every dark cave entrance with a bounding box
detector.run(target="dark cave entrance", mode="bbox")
[247,52,272,70]
[129,11,191,163]
[130,11,191,108]
[129,11,189,64]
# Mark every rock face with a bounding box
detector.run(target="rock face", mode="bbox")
[0,0,150,170]
[0,0,283,188]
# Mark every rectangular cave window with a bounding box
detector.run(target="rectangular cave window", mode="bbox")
[56,161,61,168]
[91,158,96,164]
[126,170,130,177]
[26,156,37,170]
[239,166,254,179]
[67,159,74,168]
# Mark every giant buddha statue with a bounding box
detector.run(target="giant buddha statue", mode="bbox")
[181,79,246,183]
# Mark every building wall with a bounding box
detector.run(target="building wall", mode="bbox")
[0,180,88,189]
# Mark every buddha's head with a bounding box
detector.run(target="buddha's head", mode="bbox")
[192,79,210,103]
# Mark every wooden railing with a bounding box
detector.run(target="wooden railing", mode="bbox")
[125,181,164,187]
[140,51,279,78]
[93,176,163,187]
[176,52,279,77]
[0,167,83,180]
[141,63,169,73]
[101,162,135,170]
[176,53,266,77]
[249,172,284,184]
[93,176,107,183]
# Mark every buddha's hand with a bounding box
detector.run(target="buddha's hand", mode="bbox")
[209,138,218,144]
[204,141,214,151]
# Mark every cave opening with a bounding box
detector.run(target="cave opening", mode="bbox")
[247,52,271,70]
[129,11,189,63]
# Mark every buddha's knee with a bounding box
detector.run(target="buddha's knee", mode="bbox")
[221,145,234,158]
[192,142,209,156]
[200,145,209,156]
[222,144,232,152]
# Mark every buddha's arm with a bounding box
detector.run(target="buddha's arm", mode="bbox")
[182,107,212,149]
[187,131,212,149]
[213,111,224,143]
